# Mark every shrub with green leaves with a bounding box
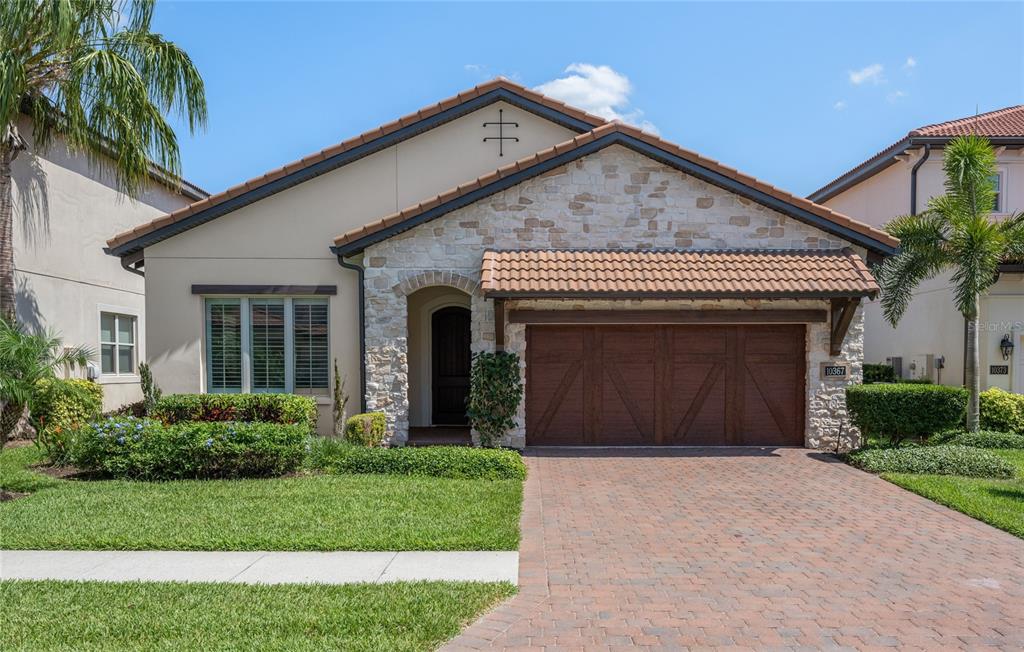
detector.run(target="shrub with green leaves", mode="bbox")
[307,438,525,480]
[343,412,387,447]
[845,383,968,445]
[979,387,1024,434]
[152,394,318,433]
[69,417,306,480]
[847,445,1015,478]
[943,429,1024,449]
[863,363,897,384]
[139,362,162,416]
[467,352,523,448]
[33,378,102,463]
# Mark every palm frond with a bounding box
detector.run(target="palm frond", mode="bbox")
[998,212,1024,263]
[876,246,948,327]
[2,0,206,198]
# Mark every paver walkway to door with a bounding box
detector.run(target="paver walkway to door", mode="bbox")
[444,448,1024,651]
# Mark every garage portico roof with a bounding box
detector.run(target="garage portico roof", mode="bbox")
[479,248,880,299]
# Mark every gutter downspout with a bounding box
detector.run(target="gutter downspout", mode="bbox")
[336,253,368,413]
[120,251,145,277]
[910,143,931,215]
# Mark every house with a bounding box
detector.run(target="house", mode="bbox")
[810,106,1024,393]
[106,79,896,448]
[11,114,207,410]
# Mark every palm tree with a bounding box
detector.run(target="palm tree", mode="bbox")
[0,318,92,447]
[0,0,207,321]
[878,135,1024,431]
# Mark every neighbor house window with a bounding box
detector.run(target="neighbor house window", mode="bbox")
[990,173,1003,212]
[205,297,329,394]
[100,312,136,375]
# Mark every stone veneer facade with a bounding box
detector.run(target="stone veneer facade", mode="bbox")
[360,145,866,449]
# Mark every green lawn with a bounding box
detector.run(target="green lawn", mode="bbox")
[0,446,521,551]
[0,579,514,651]
[884,449,1024,539]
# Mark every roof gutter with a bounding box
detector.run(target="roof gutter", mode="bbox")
[119,250,145,277]
[810,136,1024,204]
[910,143,931,215]
[335,253,367,413]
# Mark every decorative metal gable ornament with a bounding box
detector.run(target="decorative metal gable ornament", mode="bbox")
[482,108,519,157]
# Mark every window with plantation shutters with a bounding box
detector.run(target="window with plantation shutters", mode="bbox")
[293,300,329,393]
[206,300,243,392]
[250,299,286,392]
[204,297,329,395]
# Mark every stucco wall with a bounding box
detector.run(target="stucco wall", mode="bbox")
[10,116,195,410]
[824,146,1024,392]
[142,102,576,430]
[361,145,866,448]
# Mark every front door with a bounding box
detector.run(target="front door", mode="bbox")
[432,307,471,424]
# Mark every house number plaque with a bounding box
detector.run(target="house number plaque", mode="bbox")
[990,365,1009,375]
[821,363,849,380]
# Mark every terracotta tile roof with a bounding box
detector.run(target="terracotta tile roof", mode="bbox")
[106,78,606,253]
[810,105,1024,202]
[479,248,879,298]
[911,105,1024,138]
[333,122,898,253]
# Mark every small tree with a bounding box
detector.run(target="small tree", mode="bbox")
[877,135,1024,431]
[139,361,162,416]
[466,351,523,448]
[332,358,349,436]
[0,319,91,447]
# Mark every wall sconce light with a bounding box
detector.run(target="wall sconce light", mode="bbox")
[1000,334,1015,360]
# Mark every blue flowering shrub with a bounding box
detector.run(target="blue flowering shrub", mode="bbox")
[69,417,306,480]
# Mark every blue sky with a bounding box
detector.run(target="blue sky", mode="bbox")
[153,1,1024,198]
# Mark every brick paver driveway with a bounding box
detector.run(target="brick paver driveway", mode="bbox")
[445,448,1024,651]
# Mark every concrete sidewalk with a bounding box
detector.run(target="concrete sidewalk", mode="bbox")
[0,550,518,585]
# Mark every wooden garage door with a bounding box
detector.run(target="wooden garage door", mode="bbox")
[526,324,805,446]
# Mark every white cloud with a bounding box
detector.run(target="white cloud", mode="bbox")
[887,90,908,103]
[903,57,917,71]
[535,63,659,135]
[833,100,848,111]
[464,64,485,73]
[848,63,885,86]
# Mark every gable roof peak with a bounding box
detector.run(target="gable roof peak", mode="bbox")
[333,122,898,255]
[106,77,607,260]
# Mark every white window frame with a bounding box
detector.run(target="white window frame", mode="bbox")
[991,169,1006,214]
[203,296,329,396]
[97,307,140,379]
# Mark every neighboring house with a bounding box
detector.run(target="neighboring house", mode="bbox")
[11,114,207,410]
[106,79,896,449]
[811,106,1024,393]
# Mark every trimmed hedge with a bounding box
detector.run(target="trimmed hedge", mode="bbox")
[70,417,307,480]
[307,439,526,481]
[152,394,318,433]
[863,363,897,384]
[33,378,103,464]
[979,387,1024,434]
[845,383,968,444]
[847,445,1015,478]
[945,429,1024,449]
[343,412,387,447]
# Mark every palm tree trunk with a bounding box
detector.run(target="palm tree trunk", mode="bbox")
[965,299,981,432]
[0,145,15,324]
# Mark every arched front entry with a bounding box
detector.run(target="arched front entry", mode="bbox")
[431,306,471,425]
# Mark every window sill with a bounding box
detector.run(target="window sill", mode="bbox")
[98,375,140,385]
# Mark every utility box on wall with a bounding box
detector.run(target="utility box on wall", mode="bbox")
[905,354,940,382]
